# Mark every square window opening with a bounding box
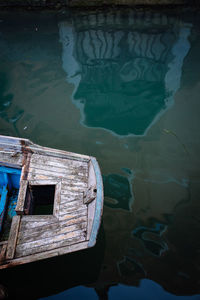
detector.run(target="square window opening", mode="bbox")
[25,185,55,215]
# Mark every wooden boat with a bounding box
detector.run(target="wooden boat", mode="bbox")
[0,135,103,269]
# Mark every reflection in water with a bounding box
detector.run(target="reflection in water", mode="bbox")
[0,9,200,300]
[59,12,191,136]
[0,72,23,135]
[132,222,168,256]
[117,256,146,277]
[103,169,134,211]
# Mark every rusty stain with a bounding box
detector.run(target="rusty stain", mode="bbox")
[20,140,32,180]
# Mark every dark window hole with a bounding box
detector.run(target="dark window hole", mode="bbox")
[24,185,55,215]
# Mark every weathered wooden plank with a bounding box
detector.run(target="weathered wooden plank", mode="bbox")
[87,160,97,240]
[58,210,87,222]
[30,158,88,171]
[29,163,87,177]
[16,235,86,258]
[0,143,21,153]
[18,222,87,244]
[0,136,21,145]
[17,229,84,249]
[0,244,7,262]
[20,152,32,181]
[27,171,86,182]
[0,241,8,246]
[88,157,104,247]
[0,241,89,269]
[28,167,86,178]
[29,146,90,162]
[59,205,86,216]
[59,205,87,216]
[62,180,87,188]
[6,216,21,259]
[0,151,23,166]
[60,194,83,203]
[60,189,83,196]
[28,179,59,186]
[20,220,57,231]
[59,207,86,217]
[19,217,86,238]
[20,215,57,222]
[53,181,62,218]
[16,231,86,257]
[61,187,85,195]
[31,153,88,167]
[20,215,87,231]
[59,199,84,210]
[15,180,28,215]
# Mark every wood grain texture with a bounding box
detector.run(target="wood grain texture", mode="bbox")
[15,180,28,215]
[6,216,21,259]
[0,135,103,268]
[58,210,87,221]
[53,181,62,218]
[19,215,87,231]
[16,232,86,257]
[0,244,7,262]
[60,194,84,203]
[87,160,97,239]
[18,222,87,244]
[0,151,23,167]
[59,199,84,210]
[30,155,88,170]
[0,241,89,270]
[29,145,90,162]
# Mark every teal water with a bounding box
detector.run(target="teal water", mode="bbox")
[0,8,200,299]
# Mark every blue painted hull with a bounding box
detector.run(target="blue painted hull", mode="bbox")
[0,166,21,233]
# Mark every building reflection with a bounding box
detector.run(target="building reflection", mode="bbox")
[1,9,200,300]
[59,10,191,136]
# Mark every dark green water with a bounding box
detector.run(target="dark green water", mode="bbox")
[0,8,200,300]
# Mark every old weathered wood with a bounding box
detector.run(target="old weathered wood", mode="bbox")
[61,186,86,193]
[16,231,86,257]
[28,179,59,186]
[0,151,23,167]
[29,145,90,162]
[6,216,21,259]
[88,158,104,247]
[59,205,87,216]
[18,222,87,244]
[18,218,87,239]
[59,210,87,222]
[27,172,86,182]
[86,160,97,239]
[0,244,7,262]
[60,193,84,203]
[17,229,85,250]
[0,135,103,268]
[53,181,62,217]
[59,199,84,210]
[30,155,88,171]
[0,241,89,270]
[83,186,97,205]
[21,152,32,181]
[62,180,87,188]
[15,180,28,215]
[20,215,87,232]
[28,167,86,178]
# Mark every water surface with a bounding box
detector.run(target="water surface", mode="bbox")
[0,8,200,299]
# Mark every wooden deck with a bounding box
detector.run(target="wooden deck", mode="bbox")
[0,135,103,269]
